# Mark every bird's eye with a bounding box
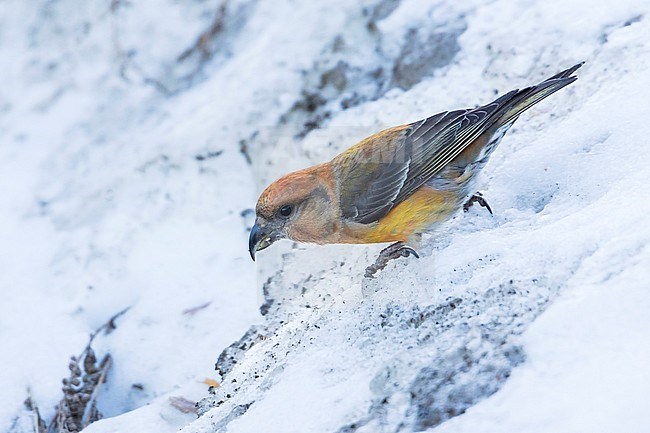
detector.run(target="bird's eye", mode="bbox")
[279,204,293,217]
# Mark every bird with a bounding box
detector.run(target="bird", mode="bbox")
[249,62,583,277]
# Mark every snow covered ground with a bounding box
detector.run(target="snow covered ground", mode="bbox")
[1,0,649,432]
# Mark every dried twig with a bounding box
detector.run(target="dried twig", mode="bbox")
[80,352,112,427]
[47,349,112,433]
[182,301,212,316]
[24,389,46,433]
[177,1,229,63]
[21,308,130,433]
[169,396,198,414]
[239,139,252,165]
[86,307,130,350]
[109,0,172,95]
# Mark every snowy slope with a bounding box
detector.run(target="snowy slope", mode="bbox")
[0,1,265,430]
[2,0,649,433]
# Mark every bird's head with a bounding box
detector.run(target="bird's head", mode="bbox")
[249,166,337,261]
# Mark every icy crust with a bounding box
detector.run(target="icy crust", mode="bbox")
[194,264,551,432]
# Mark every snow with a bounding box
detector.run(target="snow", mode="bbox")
[435,260,650,433]
[0,0,262,429]
[1,0,649,433]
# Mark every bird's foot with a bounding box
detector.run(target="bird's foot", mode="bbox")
[364,241,419,278]
[463,192,493,215]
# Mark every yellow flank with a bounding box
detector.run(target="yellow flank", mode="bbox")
[362,186,457,243]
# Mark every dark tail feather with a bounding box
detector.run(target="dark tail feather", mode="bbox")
[496,61,584,127]
[546,61,585,80]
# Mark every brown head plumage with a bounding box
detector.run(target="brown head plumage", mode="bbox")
[249,163,340,259]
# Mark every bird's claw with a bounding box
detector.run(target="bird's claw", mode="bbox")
[463,192,493,215]
[364,242,419,278]
[398,246,419,259]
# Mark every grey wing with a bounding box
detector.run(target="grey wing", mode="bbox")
[394,91,519,204]
[344,160,410,224]
[341,97,514,225]
[340,62,584,225]
[342,157,411,224]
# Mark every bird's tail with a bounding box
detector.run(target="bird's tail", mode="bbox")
[494,61,584,127]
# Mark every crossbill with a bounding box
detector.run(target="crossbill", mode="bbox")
[249,62,583,276]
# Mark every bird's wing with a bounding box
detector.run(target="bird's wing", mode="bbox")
[393,93,520,198]
[335,100,510,224]
[335,62,584,225]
